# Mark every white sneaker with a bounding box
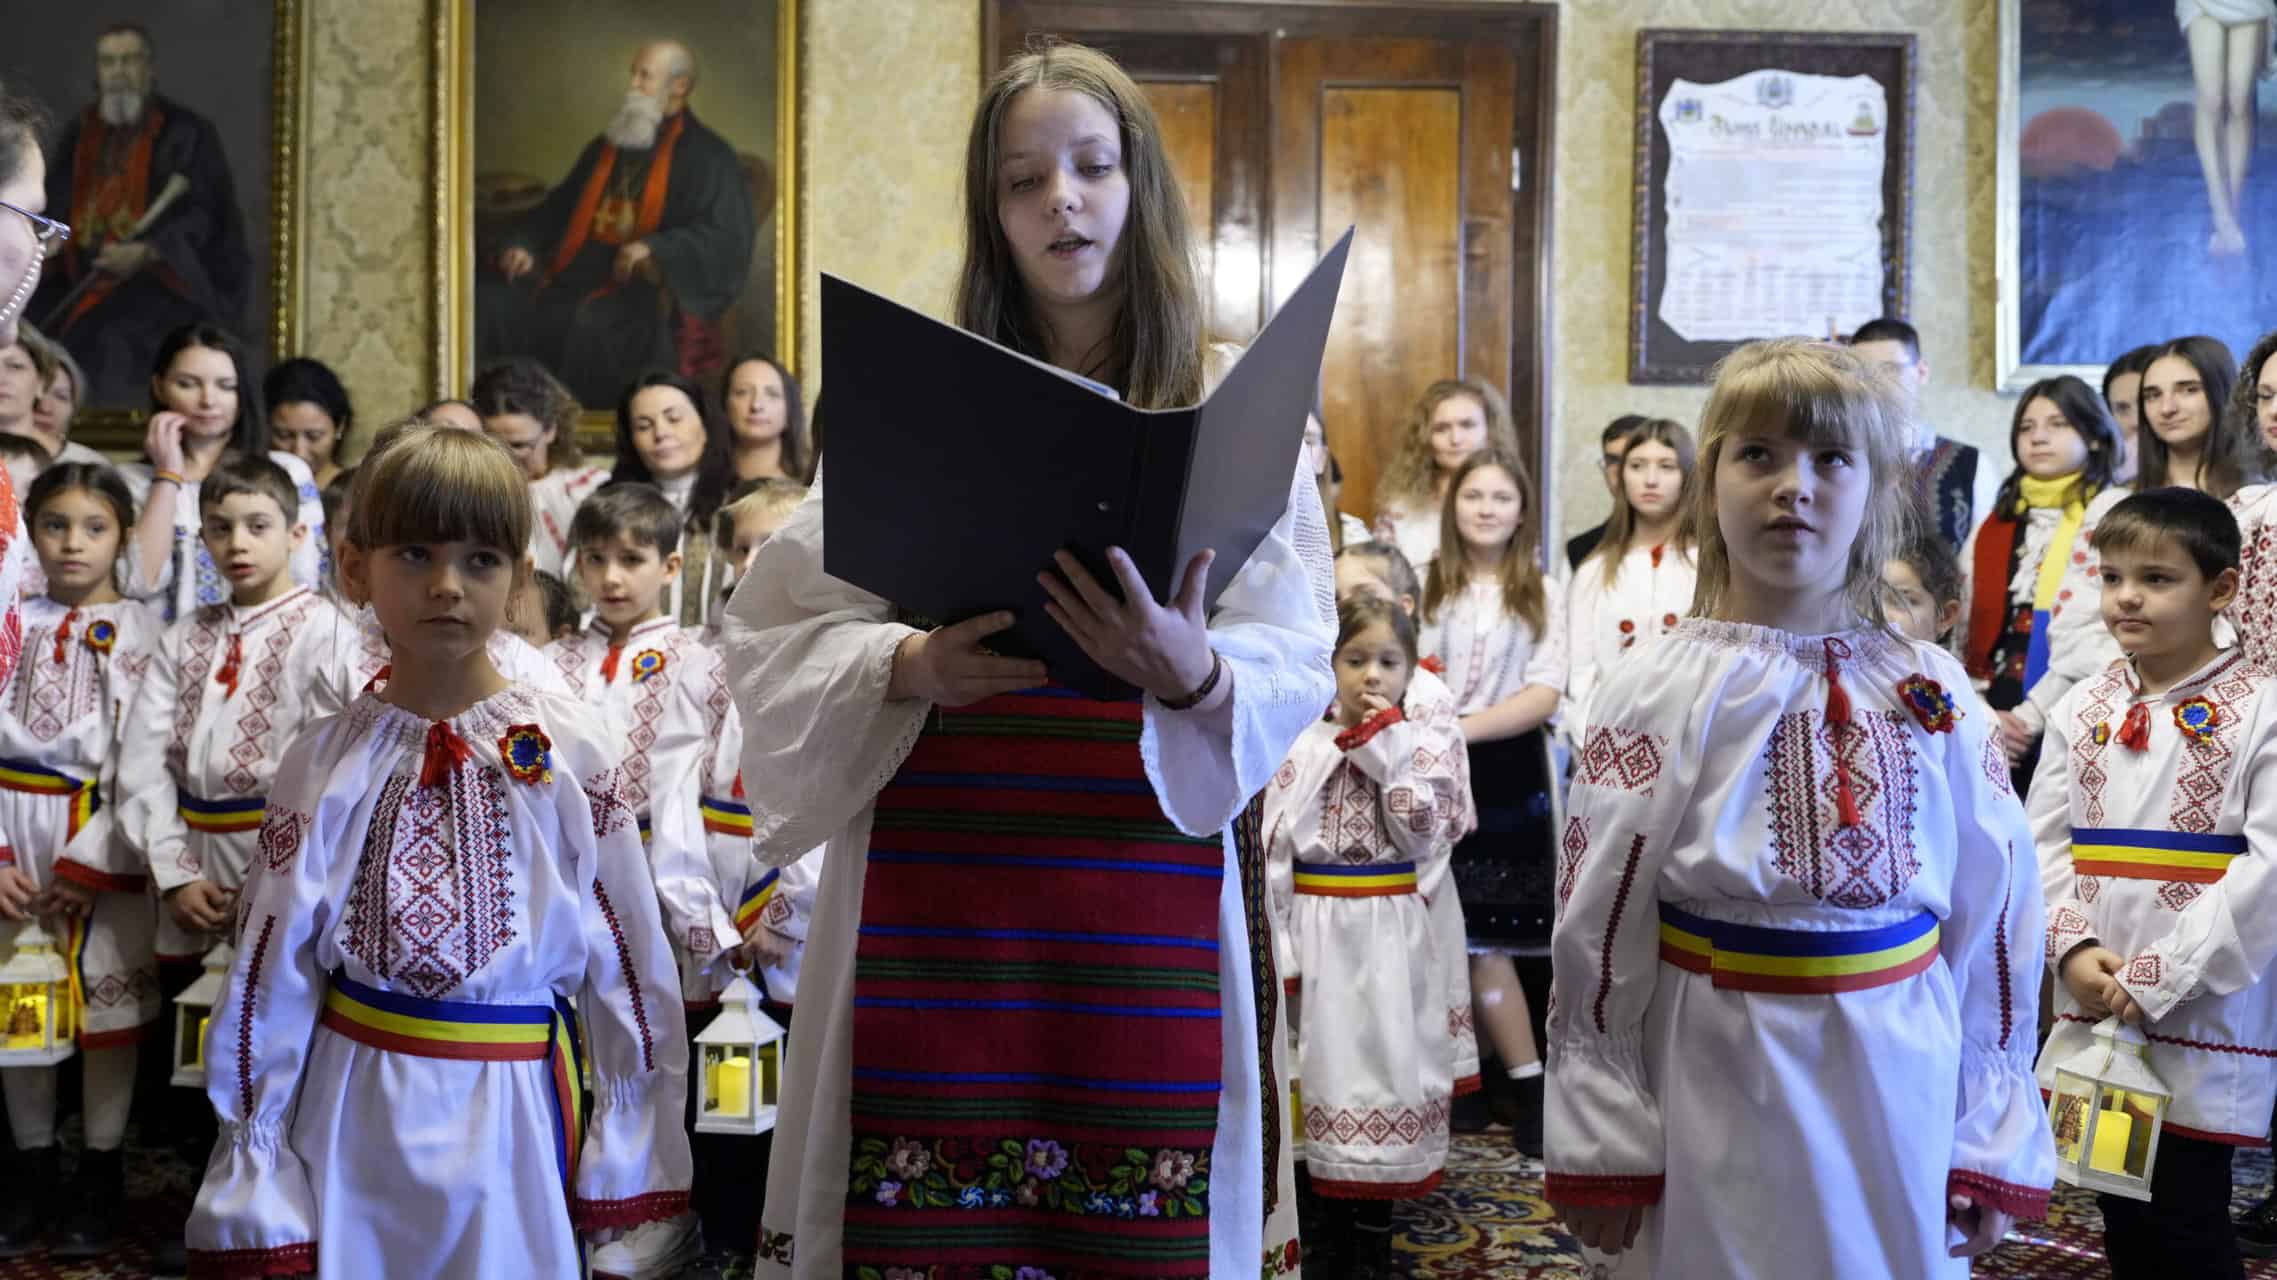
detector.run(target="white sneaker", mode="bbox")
[588,1212,703,1279]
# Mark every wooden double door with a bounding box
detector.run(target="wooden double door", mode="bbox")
[986,1,1558,530]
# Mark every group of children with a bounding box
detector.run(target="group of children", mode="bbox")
[0,324,826,1275]
[1257,320,2277,1277]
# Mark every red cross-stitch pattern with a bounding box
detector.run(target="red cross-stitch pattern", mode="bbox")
[238,913,277,1117]
[1980,734,2013,799]
[2170,656,2259,834]
[1765,709,1922,908]
[2156,881,2205,912]
[2047,905,2092,961]
[585,768,635,839]
[220,593,323,796]
[166,610,224,777]
[1594,835,1646,1036]
[1304,1095,1451,1147]
[1557,815,1590,906]
[2231,511,2277,673]
[2079,875,2102,904]
[593,877,656,1070]
[259,806,307,872]
[2071,667,2126,828]
[11,615,104,741]
[340,775,410,981]
[1574,726,1668,796]
[550,629,593,696]
[1324,761,1387,864]
[2125,953,2162,990]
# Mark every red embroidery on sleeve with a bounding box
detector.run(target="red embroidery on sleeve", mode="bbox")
[240,914,278,1118]
[1544,1171,1665,1207]
[593,878,656,1071]
[1947,1169,2050,1221]
[1594,834,1646,1036]
[1995,860,2015,1050]
[1574,727,1668,795]
[1333,706,1405,752]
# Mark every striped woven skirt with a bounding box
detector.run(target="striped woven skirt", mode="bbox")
[842,686,1226,1280]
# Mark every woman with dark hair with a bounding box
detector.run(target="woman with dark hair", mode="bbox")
[2102,343,2159,483]
[471,357,607,578]
[1959,375,2126,789]
[2136,334,2260,499]
[264,355,353,489]
[612,370,736,625]
[720,352,811,483]
[123,322,328,619]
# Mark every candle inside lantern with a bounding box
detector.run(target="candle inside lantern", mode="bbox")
[5,994,42,1048]
[2089,1108,2135,1175]
[195,1015,210,1068]
[715,1055,751,1116]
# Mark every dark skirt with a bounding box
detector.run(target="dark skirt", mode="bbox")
[1450,728,1559,950]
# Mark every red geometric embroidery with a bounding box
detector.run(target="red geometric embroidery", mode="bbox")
[1981,734,2014,798]
[2231,508,2277,674]
[2156,881,2205,912]
[258,806,307,872]
[2046,905,2092,960]
[1304,1096,1451,1147]
[1594,835,1646,1036]
[167,611,225,778]
[594,878,656,1071]
[239,913,277,1118]
[2071,670,2126,828]
[1995,864,2016,1049]
[1574,726,1668,796]
[2079,875,2101,904]
[584,768,635,839]
[1449,1004,1475,1038]
[1557,815,1590,906]
[11,611,105,741]
[2170,657,2259,833]
[220,593,323,796]
[1764,709,1922,908]
[1273,760,1297,789]
[2125,953,2162,989]
[689,926,717,956]
[337,769,517,1000]
[340,775,410,980]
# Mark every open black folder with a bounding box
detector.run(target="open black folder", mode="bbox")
[821,228,1353,700]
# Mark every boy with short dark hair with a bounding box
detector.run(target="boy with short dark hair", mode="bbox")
[546,480,733,1274]
[2033,487,2277,1278]
[114,452,340,1271]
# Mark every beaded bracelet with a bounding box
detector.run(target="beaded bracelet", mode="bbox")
[1159,651,1225,711]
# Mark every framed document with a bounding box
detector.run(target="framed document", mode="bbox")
[1629,29,1916,385]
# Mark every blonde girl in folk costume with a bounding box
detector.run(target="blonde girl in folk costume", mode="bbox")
[1262,597,1465,1276]
[2223,327,2277,672]
[0,465,162,1259]
[1959,376,2126,790]
[1565,419,1696,742]
[184,427,692,1277]
[1545,340,2053,1279]
[1371,378,1520,571]
[723,42,1335,1280]
[1414,449,1565,1154]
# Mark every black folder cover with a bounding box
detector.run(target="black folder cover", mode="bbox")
[821,228,1352,700]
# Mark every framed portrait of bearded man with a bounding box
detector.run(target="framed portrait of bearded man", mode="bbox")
[438,0,798,437]
[0,2,309,444]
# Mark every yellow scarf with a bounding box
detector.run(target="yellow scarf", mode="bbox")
[2016,472,2087,612]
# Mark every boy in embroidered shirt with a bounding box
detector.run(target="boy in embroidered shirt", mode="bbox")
[545,481,731,1271]
[112,453,342,1270]
[2034,488,2277,1278]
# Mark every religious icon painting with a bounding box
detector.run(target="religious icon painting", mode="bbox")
[442,0,799,440]
[0,1,310,445]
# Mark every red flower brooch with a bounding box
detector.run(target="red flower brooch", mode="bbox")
[2175,696,2221,744]
[630,649,667,683]
[499,724,553,784]
[1896,673,1960,734]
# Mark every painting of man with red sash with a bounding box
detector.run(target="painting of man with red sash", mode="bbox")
[477,39,755,407]
[30,23,251,405]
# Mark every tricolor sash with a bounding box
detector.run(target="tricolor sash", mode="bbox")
[735,868,777,934]
[844,686,1223,1278]
[1658,903,1941,994]
[177,792,264,835]
[2071,827,2247,884]
[702,794,753,838]
[320,974,585,1192]
[0,759,99,844]
[1292,860,1417,897]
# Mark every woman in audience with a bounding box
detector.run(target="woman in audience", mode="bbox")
[2135,334,2259,499]
[264,356,353,490]
[2102,343,2157,483]
[1959,375,2125,789]
[1565,419,1697,741]
[721,352,812,483]
[611,369,738,626]
[120,323,327,620]
[20,327,100,465]
[1373,377,1519,569]
[471,357,608,578]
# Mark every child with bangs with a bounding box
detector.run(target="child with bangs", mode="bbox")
[1545,339,2053,1278]
[1262,596,1466,1276]
[184,425,691,1277]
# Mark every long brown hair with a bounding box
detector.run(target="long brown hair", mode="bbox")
[1593,417,1697,587]
[954,42,1202,410]
[2136,335,2257,499]
[1420,448,1547,634]
[1376,378,1519,513]
[1689,339,1914,630]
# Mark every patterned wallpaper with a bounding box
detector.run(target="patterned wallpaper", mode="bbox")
[307,0,2005,527]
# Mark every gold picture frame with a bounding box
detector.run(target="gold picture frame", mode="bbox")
[67,0,311,452]
[433,0,801,452]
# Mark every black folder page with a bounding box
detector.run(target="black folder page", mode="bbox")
[822,228,1352,699]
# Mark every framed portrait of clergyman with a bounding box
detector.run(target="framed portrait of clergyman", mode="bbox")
[435,0,799,445]
[0,1,310,447]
